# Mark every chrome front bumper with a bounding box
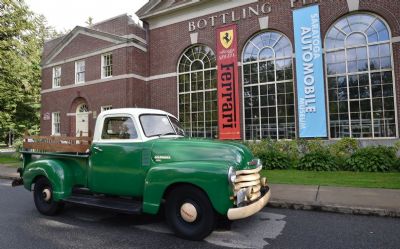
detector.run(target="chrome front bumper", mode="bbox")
[227,186,271,220]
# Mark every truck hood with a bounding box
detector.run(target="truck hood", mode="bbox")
[150,137,255,170]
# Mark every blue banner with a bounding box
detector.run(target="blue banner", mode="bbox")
[293,5,327,138]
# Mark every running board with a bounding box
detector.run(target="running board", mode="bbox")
[63,194,142,215]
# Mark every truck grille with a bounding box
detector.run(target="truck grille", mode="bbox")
[234,165,263,204]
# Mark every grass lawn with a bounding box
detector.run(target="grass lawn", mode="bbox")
[261,169,400,189]
[0,153,22,168]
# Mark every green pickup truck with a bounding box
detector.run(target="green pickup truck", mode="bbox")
[13,108,271,240]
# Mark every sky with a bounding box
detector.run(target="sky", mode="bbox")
[25,0,149,32]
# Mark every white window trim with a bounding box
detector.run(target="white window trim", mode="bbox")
[176,45,218,139]
[97,114,142,143]
[324,12,398,139]
[75,60,85,84]
[52,66,61,88]
[101,53,113,79]
[101,105,113,112]
[51,112,61,136]
[241,31,297,141]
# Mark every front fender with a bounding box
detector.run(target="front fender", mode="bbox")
[142,161,233,215]
[23,159,74,201]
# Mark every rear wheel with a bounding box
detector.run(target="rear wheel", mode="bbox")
[165,186,215,240]
[33,177,64,216]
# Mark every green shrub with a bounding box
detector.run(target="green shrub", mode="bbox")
[329,137,359,157]
[345,146,397,172]
[274,140,300,162]
[296,150,338,171]
[296,139,325,156]
[246,139,292,169]
[328,138,359,170]
[258,149,291,170]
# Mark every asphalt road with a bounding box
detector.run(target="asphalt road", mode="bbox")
[1,178,399,249]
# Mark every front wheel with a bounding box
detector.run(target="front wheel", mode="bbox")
[165,186,215,240]
[33,177,64,216]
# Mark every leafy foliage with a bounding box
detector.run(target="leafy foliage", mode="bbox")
[0,0,59,144]
[328,137,359,169]
[258,150,291,170]
[244,139,296,169]
[329,138,359,157]
[244,139,400,172]
[345,146,397,172]
[297,150,338,171]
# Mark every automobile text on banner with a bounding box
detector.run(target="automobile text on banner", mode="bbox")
[293,5,328,138]
[216,24,241,140]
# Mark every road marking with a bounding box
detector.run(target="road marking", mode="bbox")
[135,211,286,248]
[38,218,77,229]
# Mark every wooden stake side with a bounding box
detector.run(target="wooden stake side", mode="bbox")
[23,135,92,153]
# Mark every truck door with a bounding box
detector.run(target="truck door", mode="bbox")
[89,115,146,196]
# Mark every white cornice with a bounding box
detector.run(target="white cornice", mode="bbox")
[44,29,129,65]
[139,0,201,19]
[42,42,147,69]
[146,0,258,30]
[41,72,178,94]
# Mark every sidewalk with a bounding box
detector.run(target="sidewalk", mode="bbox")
[0,164,19,180]
[269,184,400,217]
[0,164,399,217]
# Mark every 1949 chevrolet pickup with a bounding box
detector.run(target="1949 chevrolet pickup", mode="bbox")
[13,108,271,240]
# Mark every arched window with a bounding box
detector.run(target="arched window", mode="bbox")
[325,13,396,138]
[178,45,217,138]
[77,103,89,113]
[242,31,295,140]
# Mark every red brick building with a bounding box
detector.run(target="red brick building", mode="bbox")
[41,0,400,141]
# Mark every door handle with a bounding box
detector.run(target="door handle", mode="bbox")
[93,146,103,152]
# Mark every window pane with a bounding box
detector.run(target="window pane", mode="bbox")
[325,13,396,139]
[178,45,217,138]
[102,117,138,139]
[242,31,295,140]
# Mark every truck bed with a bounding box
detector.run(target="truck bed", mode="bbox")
[22,135,92,153]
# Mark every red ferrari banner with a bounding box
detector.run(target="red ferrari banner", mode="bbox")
[216,24,241,140]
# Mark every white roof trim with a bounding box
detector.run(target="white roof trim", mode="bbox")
[42,42,147,69]
[139,0,201,19]
[44,29,126,65]
[41,71,178,94]
[146,0,258,30]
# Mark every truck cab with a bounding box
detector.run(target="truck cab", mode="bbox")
[15,108,271,240]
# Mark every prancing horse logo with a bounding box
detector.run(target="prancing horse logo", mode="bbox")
[220,30,234,49]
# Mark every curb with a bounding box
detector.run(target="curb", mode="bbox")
[0,174,17,181]
[268,200,400,218]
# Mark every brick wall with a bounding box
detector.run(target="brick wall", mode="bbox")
[41,47,147,91]
[40,0,400,138]
[40,78,148,136]
[91,14,147,40]
[51,34,113,62]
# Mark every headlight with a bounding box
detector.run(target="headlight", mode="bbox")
[228,166,236,185]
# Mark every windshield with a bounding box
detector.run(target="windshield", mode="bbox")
[140,114,184,137]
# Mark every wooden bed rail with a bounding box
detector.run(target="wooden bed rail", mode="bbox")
[22,135,93,153]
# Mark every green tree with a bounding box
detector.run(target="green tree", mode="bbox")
[0,0,58,144]
[85,16,94,26]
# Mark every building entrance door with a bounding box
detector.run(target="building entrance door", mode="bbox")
[76,104,89,137]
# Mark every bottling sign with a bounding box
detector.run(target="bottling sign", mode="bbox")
[293,5,327,138]
[216,24,241,140]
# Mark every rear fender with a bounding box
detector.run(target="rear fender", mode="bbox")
[23,159,74,201]
[142,161,233,215]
